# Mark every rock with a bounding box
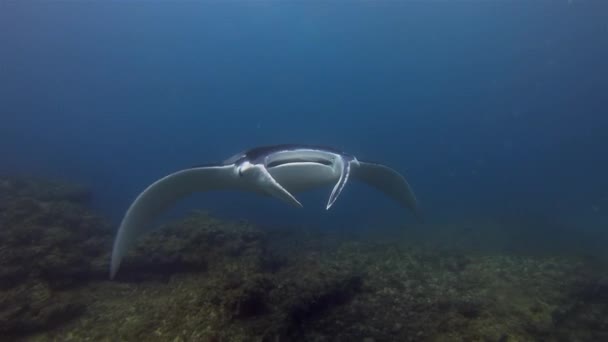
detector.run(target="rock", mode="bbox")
[0,177,107,336]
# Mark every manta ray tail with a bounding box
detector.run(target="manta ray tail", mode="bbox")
[352,161,421,219]
[110,165,238,279]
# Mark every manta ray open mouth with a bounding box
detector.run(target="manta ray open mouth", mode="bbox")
[267,158,332,168]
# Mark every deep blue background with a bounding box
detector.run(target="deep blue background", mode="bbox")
[1,2,607,238]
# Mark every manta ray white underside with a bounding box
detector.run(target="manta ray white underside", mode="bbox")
[110,144,420,279]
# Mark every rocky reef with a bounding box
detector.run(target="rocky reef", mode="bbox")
[0,177,111,336]
[1,176,608,341]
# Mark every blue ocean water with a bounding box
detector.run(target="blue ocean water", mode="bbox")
[1,2,607,246]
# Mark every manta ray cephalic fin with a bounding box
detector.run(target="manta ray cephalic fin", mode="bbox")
[326,158,353,210]
[251,164,303,208]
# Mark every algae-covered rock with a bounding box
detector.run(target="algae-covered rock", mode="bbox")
[3,176,608,341]
[0,195,112,289]
[115,212,273,281]
[0,177,90,204]
[0,281,85,335]
[0,177,110,336]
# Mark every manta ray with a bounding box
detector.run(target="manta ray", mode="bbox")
[110,144,420,279]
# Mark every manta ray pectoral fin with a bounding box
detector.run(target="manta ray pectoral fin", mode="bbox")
[110,165,240,279]
[326,158,351,210]
[248,164,303,208]
[351,161,421,219]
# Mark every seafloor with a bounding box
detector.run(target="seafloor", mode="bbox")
[1,177,607,341]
